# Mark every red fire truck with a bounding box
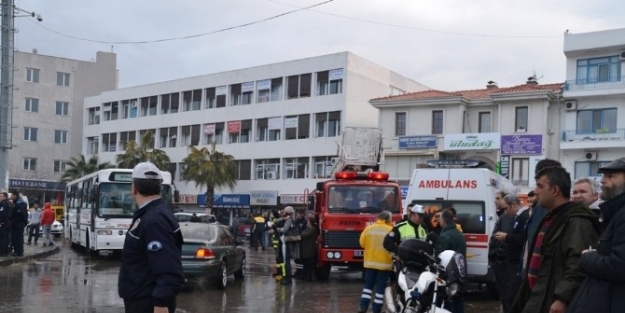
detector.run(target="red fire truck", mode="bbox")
[306,127,403,280]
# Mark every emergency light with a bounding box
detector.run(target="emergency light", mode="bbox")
[335,171,390,181]
[427,159,480,168]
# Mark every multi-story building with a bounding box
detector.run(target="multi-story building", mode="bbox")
[82,52,428,213]
[561,28,625,180]
[8,51,117,203]
[370,80,563,193]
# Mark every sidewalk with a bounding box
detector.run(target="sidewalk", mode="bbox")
[0,235,61,268]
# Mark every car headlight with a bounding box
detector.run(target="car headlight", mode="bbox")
[446,282,459,297]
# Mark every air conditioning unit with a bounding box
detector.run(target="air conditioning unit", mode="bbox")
[330,157,339,165]
[620,50,625,60]
[266,171,277,180]
[584,151,598,161]
[565,100,577,111]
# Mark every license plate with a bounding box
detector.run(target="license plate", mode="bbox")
[354,250,364,257]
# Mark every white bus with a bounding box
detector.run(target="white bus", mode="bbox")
[64,168,178,255]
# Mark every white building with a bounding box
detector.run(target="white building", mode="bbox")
[8,51,117,203]
[370,81,563,193]
[561,28,625,180]
[83,52,428,210]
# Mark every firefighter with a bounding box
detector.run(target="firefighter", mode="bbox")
[268,208,286,281]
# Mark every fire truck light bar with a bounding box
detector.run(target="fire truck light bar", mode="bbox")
[335,171,390,181]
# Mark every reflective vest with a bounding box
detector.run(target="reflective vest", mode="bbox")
[397,222,427,240]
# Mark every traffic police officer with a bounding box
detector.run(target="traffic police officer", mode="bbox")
[118,162,185,313]
[0,192,11,256]
[383,204,429,258]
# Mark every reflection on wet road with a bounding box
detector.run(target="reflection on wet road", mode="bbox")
[0,242,501,313]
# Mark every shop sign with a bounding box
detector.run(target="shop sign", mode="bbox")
[444,133,500,151]
[250,190,278,206]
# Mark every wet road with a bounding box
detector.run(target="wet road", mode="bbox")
[0,241,501,313]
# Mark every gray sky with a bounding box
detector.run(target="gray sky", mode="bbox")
[15,0,625,91]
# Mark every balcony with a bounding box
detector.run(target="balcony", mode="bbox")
[563,75,625,97]
[560,128,625,150]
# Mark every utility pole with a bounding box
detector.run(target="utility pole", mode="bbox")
[0,0,15,190]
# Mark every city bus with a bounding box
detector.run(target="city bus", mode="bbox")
[64,168,178,255]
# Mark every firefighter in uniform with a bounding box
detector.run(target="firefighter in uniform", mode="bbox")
[269,209,286,281]
[383,204,429,258]
[118,162,185,313]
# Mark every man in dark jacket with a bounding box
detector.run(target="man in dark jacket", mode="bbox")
[488,190,514,304]
[568,157,625,313]
[118,162,185,313]
[435,209,466,313]
[9,191,28,257]
[510,166,600,313]
[0,192,11,256]
[299,219,319,281]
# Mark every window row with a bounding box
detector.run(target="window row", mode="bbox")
[23,128,69,144]
[25,68,71,86]
[576,56,622,85]
[90,111,341,153]
[576,108,617,134]
[24,98,70,115]
[21,158,68,173]
[87,69,344,124]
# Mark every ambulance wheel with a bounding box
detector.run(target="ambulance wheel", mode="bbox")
[315,264,331,281]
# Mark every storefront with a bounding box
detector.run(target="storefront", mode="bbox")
[8,179,66,207]
[279,193,308,210]
[249,190,279,215]
[198,193,250,225]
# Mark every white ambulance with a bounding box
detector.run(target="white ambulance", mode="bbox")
[404,160,516,286]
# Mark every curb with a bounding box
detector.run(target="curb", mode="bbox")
[0,246,61,268]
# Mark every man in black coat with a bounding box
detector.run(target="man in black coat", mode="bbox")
[0,192,11,256]
[569,157,625,313]
[9,191,28,257]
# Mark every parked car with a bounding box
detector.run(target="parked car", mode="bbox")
[174,212,217,224]
[39,220,64,238]
[237,217,253,238]
[180,223,245,290]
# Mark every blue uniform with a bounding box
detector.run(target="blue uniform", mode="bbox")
[118,198,184,312]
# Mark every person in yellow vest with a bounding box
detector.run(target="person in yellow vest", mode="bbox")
[358,211,394,313]
[383,204,429,259]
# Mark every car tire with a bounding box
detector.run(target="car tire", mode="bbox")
[216,261,228,290]
[234,258,245,279]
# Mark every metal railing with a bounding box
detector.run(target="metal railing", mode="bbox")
[564,75,625,91]
[561,128,625,142]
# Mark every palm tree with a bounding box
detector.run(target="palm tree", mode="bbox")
[60,154,115,182]
[116,131,170,170]
[180,143,237,209]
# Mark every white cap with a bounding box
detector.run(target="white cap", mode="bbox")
[132,162,163,180]
[408,204,425,214]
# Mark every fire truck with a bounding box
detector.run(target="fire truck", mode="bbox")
[307,127,403,280]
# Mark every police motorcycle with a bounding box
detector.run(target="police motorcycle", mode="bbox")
[384,238,466,313]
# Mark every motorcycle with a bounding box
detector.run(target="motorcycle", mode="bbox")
[384,239,466,313]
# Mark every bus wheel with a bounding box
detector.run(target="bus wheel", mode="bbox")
[85,233,99,257]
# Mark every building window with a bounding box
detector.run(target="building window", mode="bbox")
[576,108,617,134]
[205,87,227,109]
[139,129,155,149]
[395,112,406,136]
[230,82,254,106]
[574,161,611,179]
[180,124,200,146]
[88,107,101,125]
[284,157,309,179]
[255,117,281,142]
[121,99,138,119]
[256,159,280,180]
[56,101,69,116]
[54,160,67,173]
[285,114,310,140]
[119,131,136,151]
[23,158,37,171]
[317,69,343,95]
[257,78,283,103]
[315,111,341,138]
[102,133,117,152]
[313,156,335,179]
[515,107,528,132]
[183,89,202,111]
[159,127,178,148]
[202,122,225,145]
[287,74,312,99]
[511,158,529,186]
[432,110,443,134]
[227,120,252,144]
[235,160,252,180]
[161,93,180,114]
[103,102,119,121]
[576,56,621,84]
[479,112,492,133]
[24,127,38,141]
[140,96,158,116]
[25,98,39,112]
[26,68,40,83]
[87,137,99,154]
[55,130,69,144]
[56,72,70,86]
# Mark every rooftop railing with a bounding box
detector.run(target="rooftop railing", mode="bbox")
[561,128,625,142]
[564,76,625,91]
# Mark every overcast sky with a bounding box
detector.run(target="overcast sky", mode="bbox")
[15,0,625,92]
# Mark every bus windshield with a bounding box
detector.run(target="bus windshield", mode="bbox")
[328,185,400,213]
[98,183,173,218]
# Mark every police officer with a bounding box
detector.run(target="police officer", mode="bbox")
[383,204,429,258]
[118,162,185,313]
[0,192,11,256]
[10,190,28,257]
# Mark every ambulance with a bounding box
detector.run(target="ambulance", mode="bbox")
[404,160,516,286]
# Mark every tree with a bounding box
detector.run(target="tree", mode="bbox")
[180,143,237,209]
[116,131,170,170]
[60,154,115,182]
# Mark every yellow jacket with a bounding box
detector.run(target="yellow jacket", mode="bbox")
[359,219,394,271]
